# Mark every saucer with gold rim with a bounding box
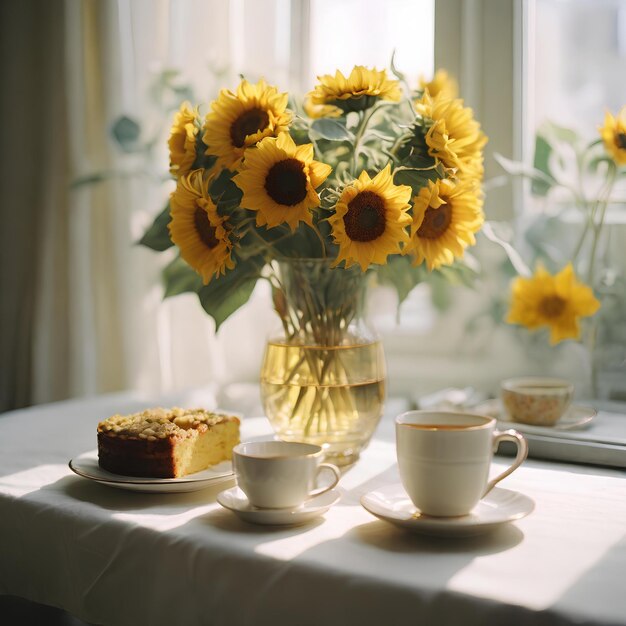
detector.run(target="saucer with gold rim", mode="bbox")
[217,486,340,526]
[360,484,534,537]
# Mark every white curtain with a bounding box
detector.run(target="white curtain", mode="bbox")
[30,0,288,406]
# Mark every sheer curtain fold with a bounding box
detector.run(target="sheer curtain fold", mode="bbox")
[2,0,302,411]
[50,0,230,403]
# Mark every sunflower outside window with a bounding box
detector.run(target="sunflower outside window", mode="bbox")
[492,105,626,398]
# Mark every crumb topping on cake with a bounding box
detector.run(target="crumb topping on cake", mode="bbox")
[97,407,236,441]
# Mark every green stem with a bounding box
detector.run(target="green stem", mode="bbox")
[242,227,293,260]
[586,166,616,286]
[308,222,327,257]
[349,105,380,176]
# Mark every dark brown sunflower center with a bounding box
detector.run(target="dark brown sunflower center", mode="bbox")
[344,191,386,242]
[194,207,219,249]
[616,132,626,150]
[417,203,452,239]
[264,158,308,206]
[539,295,566,318]
[230,107,270,148]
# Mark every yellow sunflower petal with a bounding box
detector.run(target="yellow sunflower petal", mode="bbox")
[168,102,200,178]
[168,170,235,284]
[203,78,292,171]
[506,264,600,345]
[305,66,401,115]
[419,70,459,101]
[233,135,331,231]
[329,165,411,271]
[599,106,626,166]
[416,92,487,179]
[406,178,483,270]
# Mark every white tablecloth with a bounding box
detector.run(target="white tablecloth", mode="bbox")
[1,387,626,626]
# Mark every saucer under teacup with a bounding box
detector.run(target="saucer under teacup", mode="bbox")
[474,399,596,434]
[217,486,341,526]
[360,484,534,537]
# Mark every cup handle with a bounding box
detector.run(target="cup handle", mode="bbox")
[309,463,341,498]
[483,429,528,497]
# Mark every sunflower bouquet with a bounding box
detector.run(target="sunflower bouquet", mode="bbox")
[139,64,487,456]
[141,66,487,331]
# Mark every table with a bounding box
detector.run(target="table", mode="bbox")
[1,387,626,626]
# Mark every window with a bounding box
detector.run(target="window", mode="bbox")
[530,0,626,138]
[382,0,626,401]
[308,0,434,86]
[23,0,624,408]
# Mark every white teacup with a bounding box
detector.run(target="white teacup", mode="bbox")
[396,411,528,517]
[232,441,341,509]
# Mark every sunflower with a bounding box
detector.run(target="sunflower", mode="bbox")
[405,178,483,271]
[599,107,626,166]
[233,133,331,230]
[329,164,412,271]
[303,94,342,119]
[506,264,600,345]
[168,102,199,177]
[168,170,234,284]
[202,78,292,171]
[416,92,487,178]
[419,69,458,101]
[305,66,402,115]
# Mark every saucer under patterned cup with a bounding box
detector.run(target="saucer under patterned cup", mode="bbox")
[475,399,596,434]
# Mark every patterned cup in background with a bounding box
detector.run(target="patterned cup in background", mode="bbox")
[501,377,574,426]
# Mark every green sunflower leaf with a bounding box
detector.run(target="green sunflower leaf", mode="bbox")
[376,255,428,304]
[362,129,396,143]
[209,168,237,200]
[197,255,264,330]
[310,119,355,142]
[138,203,173,251]
[392,163,440,195]
[494,153,556,191]
[541,121,579,146]
[428,271,453,311]
[531,135,554,196]
[434,258,480,288]
[163,255,203,297]
[389,50,407,83]
[110,115,141,152]
[289,126,312,145]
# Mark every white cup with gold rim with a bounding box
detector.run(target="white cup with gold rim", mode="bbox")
[395,410,528,517]
[232,441,341,509]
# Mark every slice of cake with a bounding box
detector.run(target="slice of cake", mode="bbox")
[97,407,240,478]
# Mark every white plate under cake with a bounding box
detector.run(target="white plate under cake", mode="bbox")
[69,451,235,493]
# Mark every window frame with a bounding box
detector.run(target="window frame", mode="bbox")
[435,0,526,221]
[376,0,528,398]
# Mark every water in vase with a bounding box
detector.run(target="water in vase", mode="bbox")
[260,339,386,466]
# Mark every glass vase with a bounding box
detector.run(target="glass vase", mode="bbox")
[585,268,626,401]
[260,258,386,466]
